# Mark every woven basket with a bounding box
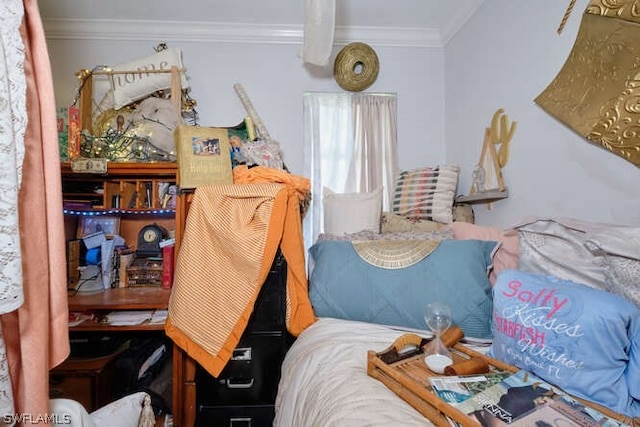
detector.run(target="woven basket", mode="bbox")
[333,42,379,92]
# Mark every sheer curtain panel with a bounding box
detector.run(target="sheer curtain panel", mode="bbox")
[303,92,397,250]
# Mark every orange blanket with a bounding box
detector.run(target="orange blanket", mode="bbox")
[165,174,315,377]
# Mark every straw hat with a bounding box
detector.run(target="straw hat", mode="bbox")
[333,42,379,92]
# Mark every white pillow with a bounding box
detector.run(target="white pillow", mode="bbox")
[49,398,95,426]
[323,187,382,235]
[110,47,189,109]
[515,218,607,290]
[90,392,154,427]
[584,226,640,308]
[48,392,154,427]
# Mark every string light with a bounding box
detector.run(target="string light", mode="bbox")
[63,209,175,216]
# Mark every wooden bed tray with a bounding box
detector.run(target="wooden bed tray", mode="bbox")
[367,333,636,427]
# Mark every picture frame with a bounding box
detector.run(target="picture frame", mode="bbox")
[76,215,121,238]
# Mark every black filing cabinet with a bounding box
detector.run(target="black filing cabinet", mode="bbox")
[195,252,292,427]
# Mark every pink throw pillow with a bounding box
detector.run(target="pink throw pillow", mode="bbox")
[446,222,519,285]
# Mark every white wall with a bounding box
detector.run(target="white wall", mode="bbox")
[446,0,640,227]
[44,31,446,179]
[42,0,639,229]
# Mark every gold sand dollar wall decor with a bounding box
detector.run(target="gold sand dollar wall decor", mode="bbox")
[535,0,640,167]
[333,42,380,92]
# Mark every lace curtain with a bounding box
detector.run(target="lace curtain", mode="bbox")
[302,92,398,249]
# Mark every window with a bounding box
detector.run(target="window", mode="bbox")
[303,92,398,250]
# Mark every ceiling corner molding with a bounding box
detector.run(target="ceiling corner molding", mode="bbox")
[42,18,443,48]
[438,1,484,44]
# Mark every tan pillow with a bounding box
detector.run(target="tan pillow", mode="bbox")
[446,222,519,286]
[452,203,474,223]
[380,211,442,233]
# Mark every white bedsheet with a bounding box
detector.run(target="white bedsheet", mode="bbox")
[274,317,435,426]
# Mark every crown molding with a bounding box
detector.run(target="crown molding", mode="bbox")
[438,1,483,44]
[42,18,445,48]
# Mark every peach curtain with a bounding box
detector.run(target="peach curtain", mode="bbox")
[0,0,69,422]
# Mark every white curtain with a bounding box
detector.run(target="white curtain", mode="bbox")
[303,92,398,250]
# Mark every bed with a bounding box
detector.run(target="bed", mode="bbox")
[275,317,495,426]
[273,215,640,426]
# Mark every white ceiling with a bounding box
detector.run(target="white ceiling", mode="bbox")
[39,0,484,45]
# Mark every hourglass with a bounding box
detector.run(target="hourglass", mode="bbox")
[424,302,454,374]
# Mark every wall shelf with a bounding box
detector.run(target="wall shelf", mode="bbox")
[456,188,509,204]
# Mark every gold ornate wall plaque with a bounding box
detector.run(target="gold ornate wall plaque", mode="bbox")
[535,1,640,167]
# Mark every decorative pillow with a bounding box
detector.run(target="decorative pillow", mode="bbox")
[584,226,640,308]
[489,270,640,417]
[93,394,153,427]
[514,218,608,290]
[49,399,95,426]
[447,222,519,286]
[317,228,453,243]
[380,211,443,233]
[308,239,499,339]
[323,187,382,234]
[391,164,459,224]
[111,47,189,109]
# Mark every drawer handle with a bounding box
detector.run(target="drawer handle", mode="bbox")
[229,417,252,427]
[225,378,254,389]
[231,347,251,361]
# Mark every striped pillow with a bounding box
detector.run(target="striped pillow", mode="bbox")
[391,164,459,223]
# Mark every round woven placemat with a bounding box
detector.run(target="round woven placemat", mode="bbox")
[352,240,440,269]
[333,42,379,92]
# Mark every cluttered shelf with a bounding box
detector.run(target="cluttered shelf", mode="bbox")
[60,161,178,177]
[68,288,170,331]
[61,163,178,213]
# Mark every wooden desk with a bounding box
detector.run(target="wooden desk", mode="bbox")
[68,287,171,312]
[172,347,197,427]
[68,287,170,331]
[56,288,172,411]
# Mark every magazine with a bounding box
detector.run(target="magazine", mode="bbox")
[429,372,512,404]
[453,370,627,427]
